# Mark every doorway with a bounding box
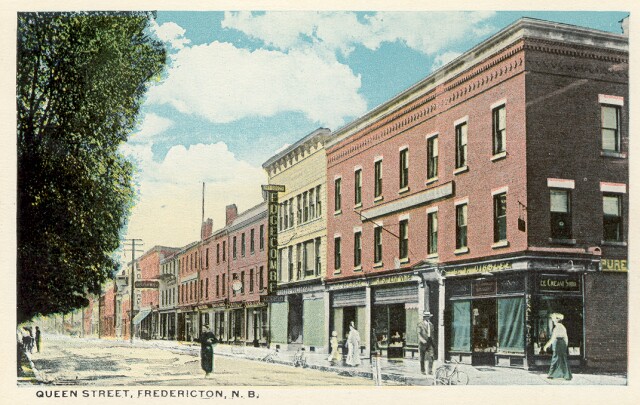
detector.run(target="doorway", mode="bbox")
[472,299,497,365]
[288,294,303,343]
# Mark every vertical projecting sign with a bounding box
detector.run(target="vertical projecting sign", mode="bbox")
[262,184,285,294]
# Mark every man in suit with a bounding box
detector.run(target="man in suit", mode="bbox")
[417,311,435,375]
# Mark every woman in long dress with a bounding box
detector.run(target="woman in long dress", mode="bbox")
[543,313,572,380]
[199,325,218,378]
[327,331,341,364]
[346,321,361,367]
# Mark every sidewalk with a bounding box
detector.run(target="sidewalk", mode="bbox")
[21,336,628,386]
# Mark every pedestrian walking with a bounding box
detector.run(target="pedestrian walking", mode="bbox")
[35,326,42,353]
[22,327,34,354]
[198,324,218,378]
[346,321,361,367]
[543,313,572,380]
[327,331,341,365]
[417,311,435,375]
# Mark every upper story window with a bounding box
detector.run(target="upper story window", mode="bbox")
[492,104,506,155]
[354,231,362,268]
[456,203,468,249]
[216,243,220,264]
[493,192,507,242]
[250,229,255,253]
[550,188,572,240]
[399,219,409,260]
[374,226,383,264]
[297,195,302,223]
[599,95,624,154]
[303,192,309,222]
[315,238,321,276]
[455,121,468,169]
[427,209,438,255]
[259,225,264,250]
[354,169,362,206]
[222,240,226,261]
[315,185,322,217]
[241,233,246,257]
[334,178,342,213]
[282,201,288,230]
[399,148,409,190]
[232,236,237,259]
[603,194,623,242]
[427,135,438,180]
[288,198,294,227]
[309,188,316,218]
[334,237,342,271]
[374,159,383,199]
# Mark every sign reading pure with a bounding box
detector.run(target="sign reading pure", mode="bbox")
[262,184,285,294]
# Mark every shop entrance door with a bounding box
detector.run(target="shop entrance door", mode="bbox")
[288,294,303,344]
[472,299,497,366]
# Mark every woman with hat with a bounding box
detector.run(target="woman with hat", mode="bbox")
[543,313,572,380]
[199,324,218,378]
[346,321,361,366]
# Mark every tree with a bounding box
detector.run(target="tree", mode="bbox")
[17,12,166,324]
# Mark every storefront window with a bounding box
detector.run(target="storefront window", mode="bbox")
[451,300,471,351]
[533,296,583,356]
[497,297,524,353]
[373,304,407,351]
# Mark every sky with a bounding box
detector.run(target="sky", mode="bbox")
[118,10,629,258]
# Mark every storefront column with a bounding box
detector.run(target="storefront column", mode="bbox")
[324,290,331,352]
[418,280,425,314]
[365,285,372,356]
[438,276,445,362]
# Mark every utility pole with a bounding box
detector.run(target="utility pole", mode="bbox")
[123,238,143,344]
[197,182,205,337]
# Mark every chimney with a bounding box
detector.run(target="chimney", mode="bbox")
[225,204,238,226]
[201,218,214,240]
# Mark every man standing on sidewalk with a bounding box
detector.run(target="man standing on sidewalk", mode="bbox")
[417,312,435,375]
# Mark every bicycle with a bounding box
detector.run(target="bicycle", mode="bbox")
[433,359,469,385]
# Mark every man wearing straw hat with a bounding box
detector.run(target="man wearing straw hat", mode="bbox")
[417,311,435,375]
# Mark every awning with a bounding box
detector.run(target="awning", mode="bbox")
[132,309,151,325]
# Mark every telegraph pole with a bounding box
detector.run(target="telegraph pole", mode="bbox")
[123,238,143,344]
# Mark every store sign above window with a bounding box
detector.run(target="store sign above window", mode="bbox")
[539,274,580,293]
[327,280,367,291]
[601,258,627,272]
[446,261,512,276]
[370,274,414,286]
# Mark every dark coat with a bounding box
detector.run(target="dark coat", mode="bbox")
[199,331,218,373]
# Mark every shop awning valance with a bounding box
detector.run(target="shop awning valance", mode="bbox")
[132,309,151,325]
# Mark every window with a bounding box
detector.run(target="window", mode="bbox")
[216,275,219,297]
[315,238,321,276]
[205,278,209,299]
[456,203,468,249]
[205,248,209,268]
[354,169,362,205]
[240,271,245,294]
[354,231,362,267]
[279,204,284,230]
[309,188,315,218]
[334,178,342,212]
[492,105,506,155]
[241,233,245,257]
[399,219,409,260]
[222,241,226,261]
[315,186,321,217]
[494,193,507,242]
[249,268,254,292]
[303,192,309,222]
[216,243,220,264]
[296,244,302,279]
[297,195,302,223]
[550,189,571,239]
[305,240,314,276]
[399,148,409,189]
[250,229,255,253]
[334,237,342,270]
[603,194,623,242]
[374,160,383,198]
[283,201,288,230]
[428,211,438,255]
[427,136,438,179]
[200,280,203,299]
[455,122,468,169]
[288,246,293,281]
[289,198,294,227]
[602,105,621,152]
[259,225,264,250]
[259,266,264,290]
[233,236,237,259]
[374,226,382,263]
[222,274,226,296]
[278,248,284,281]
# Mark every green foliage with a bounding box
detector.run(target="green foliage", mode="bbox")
[17,12,166,324]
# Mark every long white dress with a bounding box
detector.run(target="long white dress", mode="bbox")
[346,326,361,366]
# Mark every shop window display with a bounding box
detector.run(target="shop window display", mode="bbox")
[533,296,583,357]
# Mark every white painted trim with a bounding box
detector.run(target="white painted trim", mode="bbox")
[374,155,384,162]
[353,226,363,233]
[426,206,439,214]
[399,144,409,152]
[600,182,627,194]
[599,94,624,106]
[399,213,411,221]
[490,98,507,110]
[334,174,342,181]
[547,178,575,189]
[454,197,469,206]
[354,165,363,172]
[454,116,469,127]
[491,186,509,195]
[333,233,342,239]
[374,221,384,228]
[425,131,439,140]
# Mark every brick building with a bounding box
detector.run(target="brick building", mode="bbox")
[159,251,180,339]
[325,18,627,370]
[262,128,332,353]
[177,241,200,341]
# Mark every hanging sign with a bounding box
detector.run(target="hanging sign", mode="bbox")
[262,184,285,294]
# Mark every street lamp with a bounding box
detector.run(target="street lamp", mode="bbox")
[253,310,259,347]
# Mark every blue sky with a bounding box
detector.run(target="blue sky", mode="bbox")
[120,10,628,250]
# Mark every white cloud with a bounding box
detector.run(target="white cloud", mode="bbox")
[146,42,367,128]
[431,51,462,71]
[150,20,191,50]
[119,142,266,248]
[129,113,174,144]
[221,11,496,56]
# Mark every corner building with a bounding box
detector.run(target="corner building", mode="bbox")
[263,128,332,353]
[325,18,627,371]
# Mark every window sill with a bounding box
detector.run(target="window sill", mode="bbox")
[548,238,577,245]
[425,177,438,185]
[601,240,627,247]
[454,166,469,175]
[353,266,363,272]
[399,258,410,264]
[426,253,439,260]
[354,203,362,209]
[374,195,384,203]
[492,240,510,249]
[334,210,342,216]
[600,150,627,159]
[454,247,470,255]
[399,186,411,195]
[373,262,384,268]
[333,269,342,275]
[491,151,507,162]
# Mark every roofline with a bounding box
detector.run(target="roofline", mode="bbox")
[326,17,628,150]
[262,127,332,170]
